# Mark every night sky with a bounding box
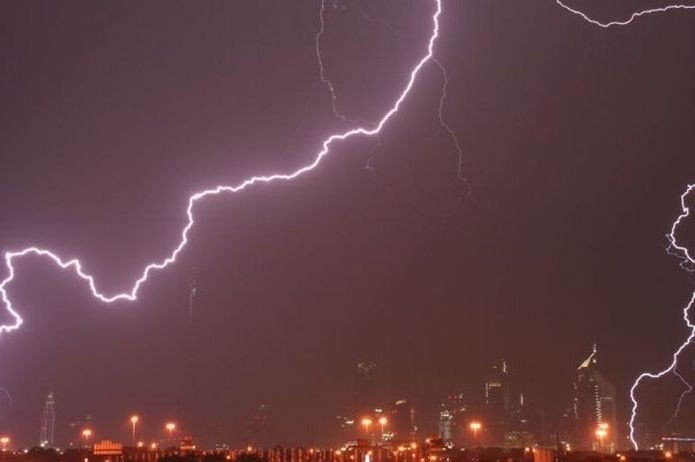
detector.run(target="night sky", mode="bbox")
[1,0,695,449]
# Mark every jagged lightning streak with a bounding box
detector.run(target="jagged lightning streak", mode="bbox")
[433,58,468,190]
[556,2,695,449]
[665,369,693,426]
[628,184,695,449]
[555,0,695,27]
[315,0,363,124]
[0,1,444,334]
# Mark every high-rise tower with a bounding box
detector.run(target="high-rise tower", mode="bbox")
[573,345,618,451]
[354,361,377,417]
[485,360,511,446]
[39,391,56,447]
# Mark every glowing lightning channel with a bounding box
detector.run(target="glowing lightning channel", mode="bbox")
[555,0,695,28]
[628,184,695,449]
[433,58,468,190]
[315,1,466,188]
[555,2,695,449]
[315,0,363,124]
[0,0,444,334]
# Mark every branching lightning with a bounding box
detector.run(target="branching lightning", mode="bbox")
[627,184,695,449]
[555,1,695,449]
[315,1,466,186]
[433,58,468,190]
[555,0,695,27]
[0,0,444,334]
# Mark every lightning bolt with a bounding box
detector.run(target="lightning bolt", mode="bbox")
[433,58,468,190]
[555,0,695,27]
[665,369,693,426]
[628,184,695,449]
[315,1,467,189]
[315,0,367,125]
[555,2,695,450]
[0,1,444,334]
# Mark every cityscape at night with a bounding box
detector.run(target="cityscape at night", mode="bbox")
[1,1,695,462]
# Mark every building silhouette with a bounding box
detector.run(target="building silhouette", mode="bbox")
[39,391,56,447]
[439,393,467,444]
[354,361,377,418]
[573,345,618,451]
[485,360,511,446]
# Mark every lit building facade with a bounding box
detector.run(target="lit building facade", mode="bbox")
[572,345,618,452]
[39,391,56,447]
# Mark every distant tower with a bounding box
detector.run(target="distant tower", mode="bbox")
[354,361,377,417]
[573,344,618,451]
[39,391,56,447]
[485,359,511,446]
[438,407,453,442]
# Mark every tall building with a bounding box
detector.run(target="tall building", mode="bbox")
[573,345,618,451]
[354,361,377,417]
[438,407,453,443]
[438,393,467,444]
[389,399,416,442]
[39,391,56,447]
[246,403,270,447]
[485,360,511,446]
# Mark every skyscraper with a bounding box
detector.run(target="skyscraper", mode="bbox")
[485,360,511,446]
[573,345,618,451]
[39,391,56,447]
[438,393,467,444]
[354,361,377,418]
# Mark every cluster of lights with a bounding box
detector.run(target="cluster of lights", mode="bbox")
[74,416,177,449]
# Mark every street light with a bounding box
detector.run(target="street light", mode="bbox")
[0,436,9,451]
[130,415,139,448]
[361,417,372,435]
[378,416,388,440]
[165,422,176,440]
[82,429,92,447]
[469,422,482,446]
[595,424,608,451]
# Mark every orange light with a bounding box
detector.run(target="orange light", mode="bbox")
[595,429,607,438]
[379,416,388,426]
[137,442,144,448]
[410,442,418,450]
[166,422,176,431]
[469,422,482,431]
[82,429,92,438]
[130,415,139,424]
[665,451,673,459]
